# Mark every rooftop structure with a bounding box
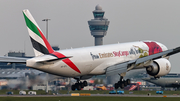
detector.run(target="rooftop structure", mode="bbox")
[8,51,25,57]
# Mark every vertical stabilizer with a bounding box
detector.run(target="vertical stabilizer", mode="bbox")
[23,9,54,56]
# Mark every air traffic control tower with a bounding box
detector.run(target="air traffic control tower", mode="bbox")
[88,5,110,46]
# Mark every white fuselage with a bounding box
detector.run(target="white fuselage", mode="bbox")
[26,41,168,77]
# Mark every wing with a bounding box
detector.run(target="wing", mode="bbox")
[106,46,180,76]
[0,56,28,64]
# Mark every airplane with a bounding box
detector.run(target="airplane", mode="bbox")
[0,9,180,91]
[143,73,180,90]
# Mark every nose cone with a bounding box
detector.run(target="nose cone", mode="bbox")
[156,42,168,51]
[143,40,167,55]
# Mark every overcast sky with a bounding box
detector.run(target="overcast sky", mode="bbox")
[0,0,180,72]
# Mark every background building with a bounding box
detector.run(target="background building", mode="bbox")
[88,5,110,46]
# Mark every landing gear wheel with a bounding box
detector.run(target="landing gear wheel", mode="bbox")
[114,74,131,90]
[72,78,88,91]
[124,81,127,87]
[71,85,76,91]
[76,84,81,90]
[126,79,130,85]
[83,81,88,86]
[80,82,84,88]
[120,83,124,89]
[115,83,119,89]
[75,83,79,87]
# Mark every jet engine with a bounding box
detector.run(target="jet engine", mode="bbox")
[146,58,171,77]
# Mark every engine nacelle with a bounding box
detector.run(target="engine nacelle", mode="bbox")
[146,58,171,77]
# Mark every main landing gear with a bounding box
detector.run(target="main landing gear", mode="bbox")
[71,78,88,91]
[114,75,130,89]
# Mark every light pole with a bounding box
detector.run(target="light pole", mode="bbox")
[42,19,50,40]
[42,19,50,93]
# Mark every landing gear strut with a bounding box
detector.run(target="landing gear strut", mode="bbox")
[114,75,130,89]
[71,78,88,91]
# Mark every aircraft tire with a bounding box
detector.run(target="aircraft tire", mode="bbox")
[71,85,76,91]
[120,83,124,89]
[126,79,131,85]
[83,81,88,86]
[115,83,119,89]
[76,84,81,90]
[124,81,127,87]
[80,82,84,88]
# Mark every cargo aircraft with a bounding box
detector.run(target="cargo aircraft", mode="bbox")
[0,9,180,90]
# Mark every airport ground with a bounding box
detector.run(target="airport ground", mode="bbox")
[0,96,180,101]
[0,90,180,101]
[1,90,180,95]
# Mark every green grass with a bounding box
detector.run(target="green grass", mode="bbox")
[70,90,108,94]
[70,90,180,95]
[0,97,180,101]
[1,90,180,95]
[124,90,180,95]
[0,90,180,101]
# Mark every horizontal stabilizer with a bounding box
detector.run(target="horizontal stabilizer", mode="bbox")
[28,54,72,63]
[36,56,71,63]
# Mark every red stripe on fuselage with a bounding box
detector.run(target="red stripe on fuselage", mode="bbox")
[36,28,81,73]
[52,52,81,73]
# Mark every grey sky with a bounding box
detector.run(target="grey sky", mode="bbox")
[0,0,180,72]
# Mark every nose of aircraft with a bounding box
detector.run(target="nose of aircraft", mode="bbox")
[156,42,168,51]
